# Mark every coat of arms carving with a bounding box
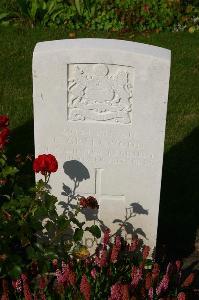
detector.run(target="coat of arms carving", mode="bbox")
[67,64,134,124]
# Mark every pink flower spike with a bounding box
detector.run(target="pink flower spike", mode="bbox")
[177,292,186,300]
[99,249,107,267]
[110,283,123,300]
[148,287,153,300]
[103,228,110,248]
[21,274,32,300]
[91,268,97,279]
[110,245,119,263]
[176,260,182,271]
[16,279,22,293]
[80,274,91,300]
[55,269,64,284]
[131,266,142,287]
[142,245,150,260]
[156,274,169,296]
[115,236,121,250]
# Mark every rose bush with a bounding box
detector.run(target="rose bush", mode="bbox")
[0,115,196,299]
[0,115,101,282]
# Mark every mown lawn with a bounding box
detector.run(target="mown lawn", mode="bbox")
[0,27,199,259]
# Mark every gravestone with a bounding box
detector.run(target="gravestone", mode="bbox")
[33,38,171,250]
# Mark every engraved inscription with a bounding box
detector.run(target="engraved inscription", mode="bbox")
[68,64,134,124]
[56,128,154,167]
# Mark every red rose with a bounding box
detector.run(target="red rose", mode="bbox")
[0,127,10,150]
[33,154,58,175]
[87,196,99,209]
[79,197,88,208]
[79,196,99,209]
[0,115,9,129]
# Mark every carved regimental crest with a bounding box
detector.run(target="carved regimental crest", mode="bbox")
[67,64,134,124]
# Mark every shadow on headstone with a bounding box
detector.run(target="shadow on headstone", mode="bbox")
[98,202,148,241]
[130,202,149,215]
[157,126,199,261]
[59,160,90,214]
[63,160,90,183]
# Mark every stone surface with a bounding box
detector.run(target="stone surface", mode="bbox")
[33,38,171,250]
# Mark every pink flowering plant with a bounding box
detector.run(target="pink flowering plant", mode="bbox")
[0,115,196,299]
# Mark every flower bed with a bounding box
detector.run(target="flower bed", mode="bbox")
[0,115,195,299]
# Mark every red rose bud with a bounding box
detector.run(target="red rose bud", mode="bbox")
[0,115,9,128]
[33,154,58,175]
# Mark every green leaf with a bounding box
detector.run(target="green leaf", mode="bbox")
[44,251,58,259]
[0,13,10,21]
[57,216,70,229]
[71,217,85,228]
[9,265,22,279]
[75,0,84,15]
[73,228,84,242]
[30,0,40,21]
[2,166,18,177]
[26,246,36,259]
[86,225,101,238]
[16,0,29,16]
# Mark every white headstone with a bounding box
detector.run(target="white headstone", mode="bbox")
[33,38,171,250]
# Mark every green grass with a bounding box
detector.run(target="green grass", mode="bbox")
[0,27,199,259]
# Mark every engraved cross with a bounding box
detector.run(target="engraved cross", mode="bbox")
[94,168,125,203]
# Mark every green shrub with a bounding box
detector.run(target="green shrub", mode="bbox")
[0,1,198,34]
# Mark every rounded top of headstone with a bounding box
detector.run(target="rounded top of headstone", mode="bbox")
[33,38,171,62]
